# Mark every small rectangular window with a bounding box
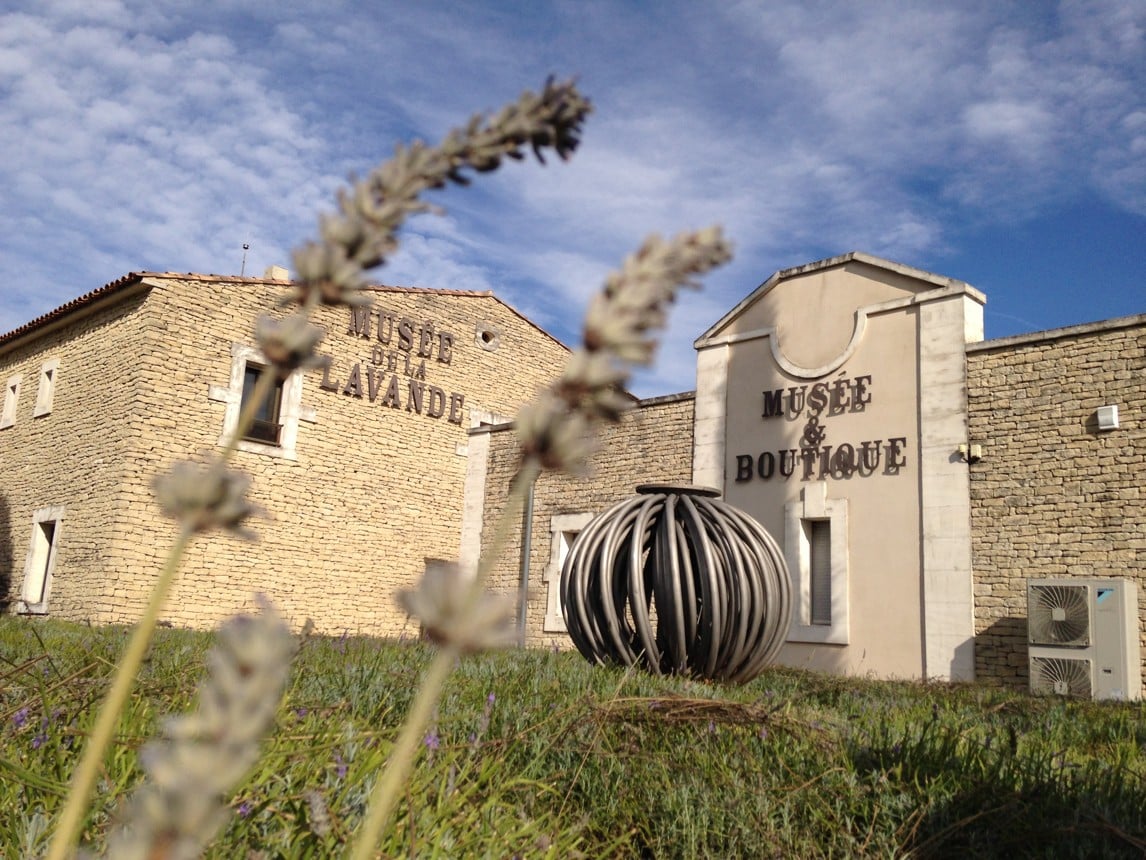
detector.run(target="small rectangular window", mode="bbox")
[543,530,581,634]
[557,530,581,589]
[20,508,63,614]
[33,358,60,417]
[808,519,831,626]
[241,363,283,445]
[785,488,848,644]
[1,373,21,429]
[217,343,303,459]
[546,513,595,635]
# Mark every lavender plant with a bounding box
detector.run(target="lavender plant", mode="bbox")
[351,229,730,860]
[99,600,299,859]
[45,76,731,858]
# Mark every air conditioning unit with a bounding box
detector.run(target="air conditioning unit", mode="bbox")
[1027,578,1141,701]
[1029,654,1093,699]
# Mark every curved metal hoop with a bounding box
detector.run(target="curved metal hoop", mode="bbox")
[560,485,792,683]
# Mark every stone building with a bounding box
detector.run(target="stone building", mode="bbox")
[967,316,1145,687]
[0,270,568,634]
[466,252,1144,692]
[3,254,1142,694]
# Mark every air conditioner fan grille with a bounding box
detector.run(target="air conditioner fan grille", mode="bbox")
[1030,656,1092,699]
[1028,584,1090,646]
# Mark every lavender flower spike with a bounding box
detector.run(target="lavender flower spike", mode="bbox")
[153,459,262,539]
[290,78,592,309]
[397,560,515,654]
[517,227,732,475]
[102,598,299,860]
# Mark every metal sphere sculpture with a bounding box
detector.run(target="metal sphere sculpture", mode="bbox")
[560,484,791,683]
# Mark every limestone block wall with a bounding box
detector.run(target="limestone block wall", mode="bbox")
[2,272,568,634]
[478,393,695,649]
[139,276,568,634]
[967,315,1146,688]
[0,284,152,618]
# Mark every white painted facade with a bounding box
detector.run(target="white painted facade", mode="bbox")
[693,253,985,680]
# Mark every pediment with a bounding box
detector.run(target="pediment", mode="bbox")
[696,252,981,376]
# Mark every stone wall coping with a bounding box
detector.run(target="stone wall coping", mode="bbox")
[636,390,695,407]
[467,389,696,437]
[967,312,1146,355]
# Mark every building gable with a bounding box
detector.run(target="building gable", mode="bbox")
[697,252,985,377]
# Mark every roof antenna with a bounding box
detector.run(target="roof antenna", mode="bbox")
[240,243,250,277]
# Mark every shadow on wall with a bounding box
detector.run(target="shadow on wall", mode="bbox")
[0,496,10,611]
[974,615,1029,691]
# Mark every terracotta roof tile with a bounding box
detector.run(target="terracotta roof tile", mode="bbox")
[0,272,568,353]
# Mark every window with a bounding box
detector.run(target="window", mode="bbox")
[242,363,283,445]
[33,358,60,417]
[545,513,595,633]
[1,373,21,429]
[807,520,832,626]
[209,343,309,460]
[19,506,64,614]
[785,482,849,644]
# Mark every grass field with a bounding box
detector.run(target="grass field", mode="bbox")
[2,618,1144,858]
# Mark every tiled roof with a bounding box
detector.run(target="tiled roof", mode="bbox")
[0,271,568,353]
[0,271,152,351]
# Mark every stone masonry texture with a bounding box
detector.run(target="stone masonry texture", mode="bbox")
[480,393,696,649]
[0,273,568,635]
[967,316,1146,690]
[5,270,1142,691]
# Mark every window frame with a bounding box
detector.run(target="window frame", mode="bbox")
[544,512,595,633]
[1,373,22,429]
[18,506,64,615]
[32,358,60,418]
[785,482,849,644]
[210,343,306,460]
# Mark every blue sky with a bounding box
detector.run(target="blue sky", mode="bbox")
[1,0,1142,396]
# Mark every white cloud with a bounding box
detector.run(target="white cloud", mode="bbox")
[962,101,1056,155]
[382,231,497,295]
[0,0,1141,396]
[0,2,336,315]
